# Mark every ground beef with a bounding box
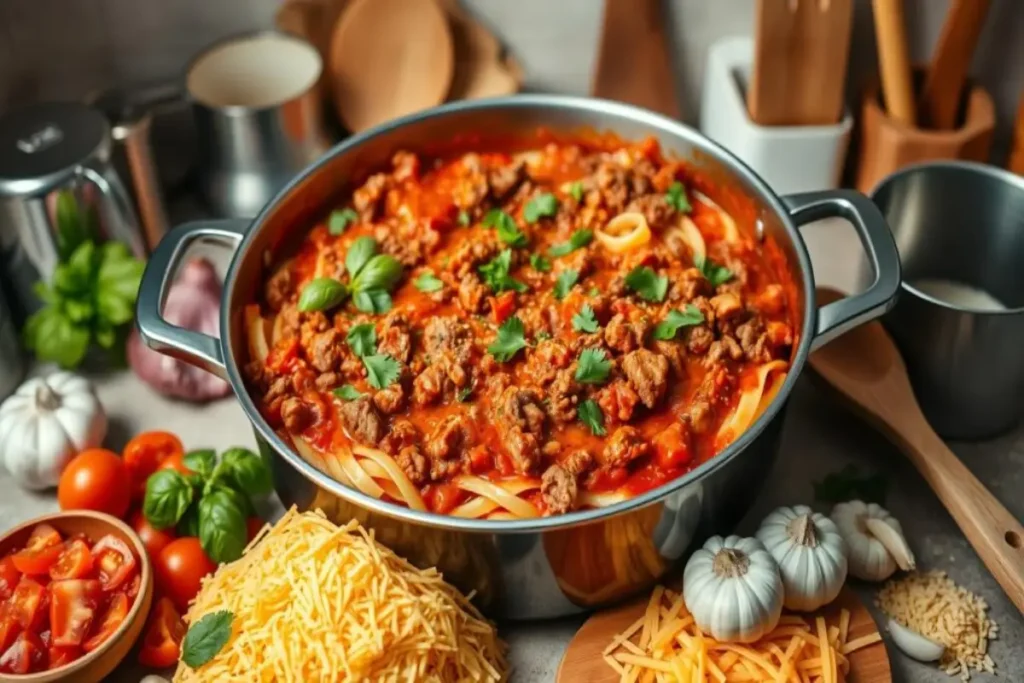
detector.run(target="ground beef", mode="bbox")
[265,376,289,402]
[541,464,578,515]
[338,397,384,446]
[412,364,449,406]
[395,446,428,486]
[457,274,489,314]
[548,369,581,423]
[277,305,301,340]
[686,325,715,355]
[594,162,630,212]
[488,160,526,200]
[626,194,673,229]
[604,313,649,354]
[621,349,669,409]
[687,371,723,434]
[280,397,320,433]
[378,313,413,363]
[423,316,472,361]
[710,293,744,326]
[424,415,474,462]
[265,268,293,311]
[525,339,572,386]
[452,153,489,212]
[735,319,771,363]
[373,221,438,268]
[672,268,713,301]
[706,336,743,366]
[373,383,405,414]
[380,419,420,455]
[308,329,344,373]
[448,234,500,278]
[391,151,419,181]
[603,426,650,467]
[597,380,640,423]
[494,387,546,474]
[652,340,686,376]
[353,172,388,221]
[564,450,594,475]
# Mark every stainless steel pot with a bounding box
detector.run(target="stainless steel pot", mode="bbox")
[135,96,901,619]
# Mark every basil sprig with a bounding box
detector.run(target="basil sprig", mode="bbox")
[297,237,403,314]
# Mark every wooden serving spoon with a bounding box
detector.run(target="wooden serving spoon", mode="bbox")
[810,288,1024,615]
[917,0,991,130]
[436,0,522,100]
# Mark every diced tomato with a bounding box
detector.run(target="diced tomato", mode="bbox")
[12,524,64,575]
[429,483,467,515]
[0,631,45,674]
[0,606,20,653]
[587,466,629,492]
[91,536,137,591]
[47,644,80,669]
[82,593,129,653]
[49,579,101,647]
[122,573,141,601]
[9,577,48,631]
[653,423,693,470]
[266,338,300,374]
[466,446,493,474]
[495,452,515,477]
[137,598,185,668]
[489,291,517,324]
[0,558,21,600]
[49,540,94,580]
[123,431,184,498]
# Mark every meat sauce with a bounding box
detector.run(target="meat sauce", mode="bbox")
[245,135,800,516]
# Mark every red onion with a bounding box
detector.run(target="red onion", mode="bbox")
[128,258,231,401]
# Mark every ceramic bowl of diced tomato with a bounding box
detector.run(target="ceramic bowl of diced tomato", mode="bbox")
[0,510,153,682]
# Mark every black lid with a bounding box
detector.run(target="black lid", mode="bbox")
[0,102,111,197]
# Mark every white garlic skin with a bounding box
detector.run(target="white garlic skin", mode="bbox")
[887,619,945,662]
[830,501,906,581]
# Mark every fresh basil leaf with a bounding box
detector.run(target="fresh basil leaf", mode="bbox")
[23,307,91,369]
[483,209,527,247]
[199,490,248,563]
[478,249,528,294]
[345,236,378,277]
[351,254,403,293]
[334,384,364,400]
[457,210,471,227]
[177,502,200,537]
[93,322,116,350]
[183,449,216,479]
[181,610,234,668]
[569,181,584,202]
[363,354,401,389]
[578,399,606,436]
[346,323,377,357]
[553,269,579,300]
[665,181,692,213]
[653,304,704,340]
[352,289,392,313]
[297,277,348,313]
[575,348,611,384]
[694,254,734,287]
[220,447,273,496]
[210,483,254,517]
[529,253,551,272]
[487,315,527,362]
[328,208,358,235]
[414,271,444,293]
[548,229,593,257]
[624,266,668,302]
[143,469,194,530]
[55,190,88,260]
[524,193,558,223]
[62,298,93,324]
[572,304,600,333]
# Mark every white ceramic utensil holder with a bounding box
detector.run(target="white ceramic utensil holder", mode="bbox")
[700,37,852,196]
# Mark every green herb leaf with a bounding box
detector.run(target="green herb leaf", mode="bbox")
[553,269,579,300]
[334,384,364,400]
[813,464,889,505]
[198,490,248,563]
[457,386,473,402]
[457,210,471,227]
[572,304,600,333]
[665,181,692,213]
[177,503,200,537]
[487,315,527,362]
[624,266,668,302]
[363,354,401,389]
[694,254,734,287]
[478,249,528,293]
[548,229,593,257]
[578,400,606,436]
[328,208,358,235]
[352,289,392,313]
[345,236,378,277]
[55,190,89,260]
[143,469,194,530]
[524,193,558,223]
[298,277,348,312]
[653,304,704,340]
[483,209,527,247]
[220,447,273,497]
[96,242,144,326]
[351,254,403,292]
[535,331,552,341]
[346,323,377,357]
[181,610,234,669]
[414,271,444,293]
[575,348,611,384]
[22,307,90,369]
[183,449,216,479]
[529,253,551,272]
[569,182,584,202]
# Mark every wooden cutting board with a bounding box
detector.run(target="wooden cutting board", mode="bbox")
[557,587,891,682]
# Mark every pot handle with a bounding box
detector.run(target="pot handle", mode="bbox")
[135,219,249,379]
[783,190,901,351]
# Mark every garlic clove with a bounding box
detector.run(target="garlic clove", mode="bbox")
[865,518,916,571]
[887,619,945,662]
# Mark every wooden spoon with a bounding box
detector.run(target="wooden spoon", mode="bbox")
[871,0,916,126]
[917,0,991,130]
[329,0,454,132]
[436,0,522,100]
[810,288,1024,615]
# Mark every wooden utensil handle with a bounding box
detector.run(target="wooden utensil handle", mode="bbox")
[872,0,916,126]
[893,417,1024,613]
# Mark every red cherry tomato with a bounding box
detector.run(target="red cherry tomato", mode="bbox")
[0,558,21,600]
[246,517,264,543]
[57,449,131,518]
[91,536,137,591]
[123,431,184,498]
[48,540,94,581]
[9,577,48,631]
[155,538,216,612]
[82,593,129,653]
[11,524,64,575]
[130,509,176,559]
[157,452,195,476]
[0,606,19,653]
[49,579,101,647]
[47,644,81,669]
[137,598,185,668]
[0,631,46,674]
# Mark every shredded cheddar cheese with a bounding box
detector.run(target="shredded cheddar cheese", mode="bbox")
[173,508,506,682]
[603,587,881,683]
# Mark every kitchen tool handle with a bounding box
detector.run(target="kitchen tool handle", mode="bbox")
[78,165,146,259]
[135,219,248,379]
[783,189,901,350]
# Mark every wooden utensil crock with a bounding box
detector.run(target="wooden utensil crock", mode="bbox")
[854,69,994,193]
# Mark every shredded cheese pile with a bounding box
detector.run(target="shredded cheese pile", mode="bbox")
[173,508,506,682]
[877,571,997,681]
[603,586,880,683]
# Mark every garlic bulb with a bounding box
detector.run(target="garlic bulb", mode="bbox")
[831,501,915,581]
[683,535,783,643]
[887,619,945,662]
[756,505,848,611]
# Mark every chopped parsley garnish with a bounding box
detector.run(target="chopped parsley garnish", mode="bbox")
[333,384,364,400]
[457,386,473,402]
[588,286,600,297]
[653,304,704,340]
[665,181,692,213]
[457,209,471,227]
[535,331,553,341]
[487,315,528,362]
[363,354,401,389]
[569,181,584,202]
[575,348,611,384]
[346,323,377,357]
[414,271,444,293]
[548,229,593,257]
[529,253,552,272]
[553,269,579,300]
[479,249,528,293]
[694,253,734,287]
[578,399,606,436]
[483,209,527,247]
[572,304,600,333]
[624,265,668,302]
[524,193,558,223]
[328,208,358,235]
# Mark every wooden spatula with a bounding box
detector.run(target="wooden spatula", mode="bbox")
[871,0,916,126]
[918,0,991,130]
[747,0,854,126]
[810,288,1024,615]
[591,0,681,119]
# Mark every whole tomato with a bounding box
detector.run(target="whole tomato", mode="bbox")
[123,431,183,498]
[129,510,176,560]
[157,452,194,476]
[154,538,216,612]
[57,449,131,518]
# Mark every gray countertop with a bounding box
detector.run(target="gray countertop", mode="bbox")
[0,220,1020,681]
